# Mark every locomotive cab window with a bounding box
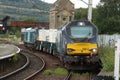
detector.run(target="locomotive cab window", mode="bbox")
[70,27,93,38]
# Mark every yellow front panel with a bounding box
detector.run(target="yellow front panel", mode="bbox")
[67,43,97,55]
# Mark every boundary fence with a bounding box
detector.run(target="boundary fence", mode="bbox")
[98,34,120,47]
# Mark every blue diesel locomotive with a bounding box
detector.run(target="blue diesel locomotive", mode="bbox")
[24,20,102,70]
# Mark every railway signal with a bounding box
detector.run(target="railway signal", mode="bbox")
[0,16,10,34]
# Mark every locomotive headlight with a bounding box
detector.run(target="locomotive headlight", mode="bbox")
[78,22,85,26]
[91,48,97,53]
[67,48,75,52]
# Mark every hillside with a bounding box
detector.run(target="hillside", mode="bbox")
[0,0,50,22]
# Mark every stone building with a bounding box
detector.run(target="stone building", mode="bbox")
[49,0,74,29]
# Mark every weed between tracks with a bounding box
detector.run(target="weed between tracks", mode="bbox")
[43,67,90,76]
[43,69,53,75]
[43,68,68,75]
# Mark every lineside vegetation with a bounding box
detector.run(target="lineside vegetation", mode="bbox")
[99,45,115,72]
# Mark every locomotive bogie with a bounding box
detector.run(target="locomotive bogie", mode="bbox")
[61,55,100,63]
[62,55,101,70]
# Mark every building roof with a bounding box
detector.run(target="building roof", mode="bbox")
[51,0,74,9]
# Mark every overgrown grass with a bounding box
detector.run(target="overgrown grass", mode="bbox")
[99,45,115,72]
[43,69,53,75]
[8,49,19,62]
[0,32,21,43]
[9,54,18,62]
[0,33,9,38]
[54,68,68,75]
[0,26,21,41]
[43,68,68,76]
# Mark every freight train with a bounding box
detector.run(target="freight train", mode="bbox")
[24,20,102,70]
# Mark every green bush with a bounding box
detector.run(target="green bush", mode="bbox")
[9,54,18,62]
[0,26,21,43]
[0,33,9,38]
[9,26,21,38]
[12,54,18,62]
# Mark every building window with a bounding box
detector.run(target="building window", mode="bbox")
[57,15,60,22]
[63,18,66,21]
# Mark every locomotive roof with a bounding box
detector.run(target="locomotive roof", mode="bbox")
[57,20,97,31]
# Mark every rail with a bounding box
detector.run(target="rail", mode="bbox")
[0,53,30,79]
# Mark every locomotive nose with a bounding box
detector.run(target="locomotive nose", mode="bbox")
[66,43,98,55]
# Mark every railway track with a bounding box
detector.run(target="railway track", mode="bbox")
[22,50,46,80]
[64,71,72,80]
[19,45,100,80]
[0,49,45,80]
[64,70,97,80]
[0,53,29,79]
[0,41,101,80]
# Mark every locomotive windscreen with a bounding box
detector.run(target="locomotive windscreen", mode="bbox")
[65,21,98,43]
[70,27,93,38]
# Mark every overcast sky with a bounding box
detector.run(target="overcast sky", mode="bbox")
[42,0,100,8]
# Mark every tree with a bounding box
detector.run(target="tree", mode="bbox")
[74,8,87,20]
[74,8,98,22]
[95,0,120,34]
[23,18,36,22]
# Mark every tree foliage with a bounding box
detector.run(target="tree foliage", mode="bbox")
[95,0,120,34]
[74,0,120,34]
[74,8,87,20]
[23,18,36,22]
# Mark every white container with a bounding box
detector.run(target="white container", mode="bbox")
[44,30,49,42]
[48,29,58,43]
[38,29,49,41]
[38,29,45,41]
[37,29,58,43]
